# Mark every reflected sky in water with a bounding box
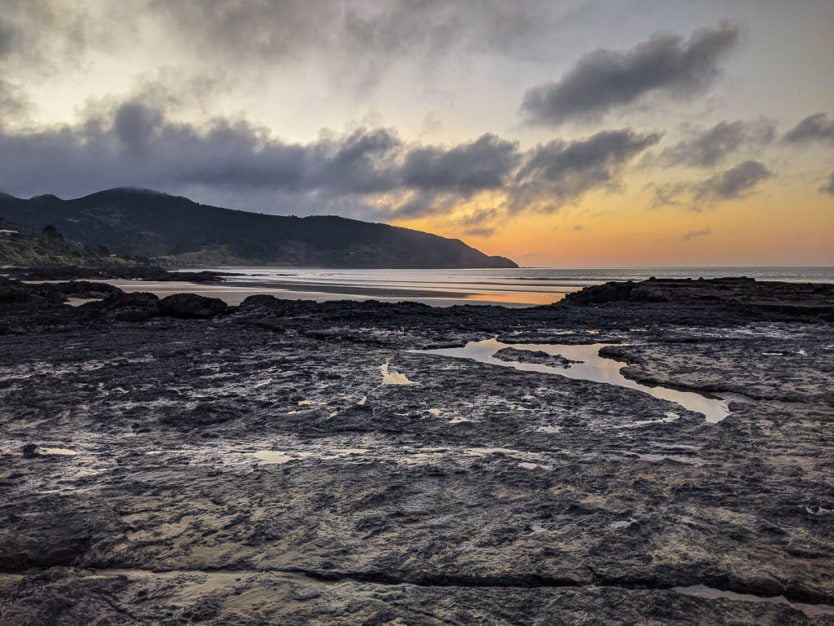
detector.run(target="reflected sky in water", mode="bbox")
[420,338,748,423]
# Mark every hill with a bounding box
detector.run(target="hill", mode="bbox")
[0,219,135,268]
[0,188,517,268]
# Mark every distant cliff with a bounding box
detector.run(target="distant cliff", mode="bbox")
[0,188,517,268]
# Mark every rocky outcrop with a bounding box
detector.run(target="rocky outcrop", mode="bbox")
[159,293,229,319]
[560,277,834,321]
[3,265,227,282]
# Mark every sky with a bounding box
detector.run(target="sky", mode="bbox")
[1,0,832,267]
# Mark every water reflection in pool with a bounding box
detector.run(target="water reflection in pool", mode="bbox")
[419,338,747,423]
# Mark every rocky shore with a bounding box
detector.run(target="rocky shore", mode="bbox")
[1,264,230,284]
[0,277,832,624]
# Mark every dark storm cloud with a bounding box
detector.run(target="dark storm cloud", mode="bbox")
[305,128,402,194]
[694,160,773,202]
[401,135,519,193]
[658,119,775,168]
[113,102,164,153]
[510,129,661,211]
[0,100,398,201]
[522,22,739,125]
[820,172,834,197]
[783,113,834,145]
[0,94,660,220]
[653,160,774,210]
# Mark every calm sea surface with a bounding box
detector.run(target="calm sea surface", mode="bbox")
[168,266,834,307]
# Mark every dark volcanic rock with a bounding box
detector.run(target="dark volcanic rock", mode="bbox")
[3,264,228,282]
[159,293,229,319]
[0,278,832,623]
[101,291,160,322]
[494,347,579,368]
[51,281,122,300]
[561,277,834,322]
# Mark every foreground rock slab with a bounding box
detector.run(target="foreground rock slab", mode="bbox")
[0,278,832,624]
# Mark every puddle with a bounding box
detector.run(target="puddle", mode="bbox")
[380,363,418,386]
[66,297,103,307]
[626,412,682,428]
[674,584,834,618]
[38,447,78,455]
[518,462,550,471]
[254,451,297,464]
[252,448,368,464]
[537,425,561,434]
[609,519,636,529]
[418,339,746,423]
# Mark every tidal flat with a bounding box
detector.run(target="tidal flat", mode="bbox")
[0,278,833,624]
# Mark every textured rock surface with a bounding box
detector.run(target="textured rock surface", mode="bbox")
[0,279,832,623]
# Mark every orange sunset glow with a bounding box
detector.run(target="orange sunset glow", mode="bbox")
[1,1,832,267]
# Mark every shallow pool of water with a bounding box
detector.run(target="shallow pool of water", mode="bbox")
[419,338,747,423]
[674,584,834,618]
[39,447,79,455]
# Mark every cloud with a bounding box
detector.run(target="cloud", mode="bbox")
[658,119,775,168]
[0,99,399,205]
[0,0,114,74]
[510,129,661,211]
[146,0,565,91]
[682,227,711,241]
[0,79,29,120]
[458,208,501,238]
[653,160,774,210]
[0,94,661,220]
[460,226,496,238]
[783,113,834,145]
[694,160,773,202]
[153,0,545,59]
[0,0,593,108]
[820,172,834,196]
[521,22,739,125]
[401,134,519,193]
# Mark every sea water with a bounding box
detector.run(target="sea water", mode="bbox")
[171,266,834,307]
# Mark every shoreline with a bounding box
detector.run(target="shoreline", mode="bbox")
[1,276,832,623]
[5,264,833,308]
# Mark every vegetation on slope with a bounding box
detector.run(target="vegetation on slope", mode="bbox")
[0,188,517,268]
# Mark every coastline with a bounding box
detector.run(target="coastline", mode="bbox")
[0,276,832,623]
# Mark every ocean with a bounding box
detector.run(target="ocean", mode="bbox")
[156,266,834,307]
